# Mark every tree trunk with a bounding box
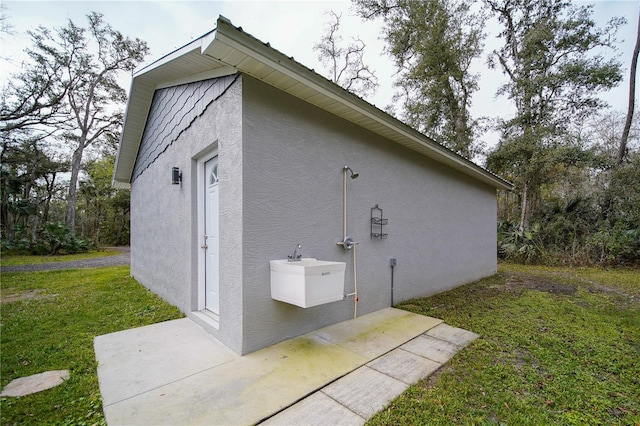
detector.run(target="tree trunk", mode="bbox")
[0,179,9,239]
[95,204,101,244]
[618,8,640,165]
[43,172,56,223]
[31,211,39,243]
[66,145,84,237]
[519,181,530,234]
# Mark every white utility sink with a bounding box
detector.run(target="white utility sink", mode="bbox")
[270,258,346,308]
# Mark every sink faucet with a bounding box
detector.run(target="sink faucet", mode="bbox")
[288,243,302,262]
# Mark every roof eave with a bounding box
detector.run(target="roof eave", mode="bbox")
[114,16,512,192]
[205,17,512,191]
[113,29,233,188]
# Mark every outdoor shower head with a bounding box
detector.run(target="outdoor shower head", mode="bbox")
[344,166,359,179]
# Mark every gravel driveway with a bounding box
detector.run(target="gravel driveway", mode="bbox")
[1,247,130,273]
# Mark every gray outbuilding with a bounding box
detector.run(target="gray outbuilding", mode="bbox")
[113,16,512,355]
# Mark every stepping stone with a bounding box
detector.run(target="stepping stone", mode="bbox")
[0,370,70,397]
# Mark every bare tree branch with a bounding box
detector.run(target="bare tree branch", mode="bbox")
[314,10,378,98]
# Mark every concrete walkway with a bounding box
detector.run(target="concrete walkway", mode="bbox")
[95,308,478,425]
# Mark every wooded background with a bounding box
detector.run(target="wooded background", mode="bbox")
[2,1,638,265]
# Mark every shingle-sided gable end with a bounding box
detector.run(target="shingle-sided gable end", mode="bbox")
[132,74,238,182]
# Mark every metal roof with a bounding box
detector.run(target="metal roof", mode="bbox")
[113,16,512,191]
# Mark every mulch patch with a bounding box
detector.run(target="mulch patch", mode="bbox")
[504,272,577,295]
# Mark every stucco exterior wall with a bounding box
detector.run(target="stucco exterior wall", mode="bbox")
[129,72,498,355]
[240,75,497,353]
[130,77,244,353]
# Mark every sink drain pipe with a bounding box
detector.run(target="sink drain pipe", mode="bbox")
[353,243,359,319]
[390,258,396,306]
[345,243,359,319]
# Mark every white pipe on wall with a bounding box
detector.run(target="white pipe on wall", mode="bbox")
[353,243,358,319]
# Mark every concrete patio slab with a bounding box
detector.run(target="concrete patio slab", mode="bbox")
[400,334,461,364]
[367,348,442,384]
[96,308,443,425]
[102,332,368,425]
[95,318,237,406]
[261,392,365,426]
[321,366,407,419]
[313,308,443,359]
[263,317,481,426]
[426,323,479,348]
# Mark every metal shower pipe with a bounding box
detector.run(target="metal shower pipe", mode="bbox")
[339,166,358,248]
[338,166,360,318]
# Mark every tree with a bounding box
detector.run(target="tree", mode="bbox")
[0,132,67,241]
[0,45,68,134]
[485,0,624,232]
[78,153,130,245]
[589,110,638,165]
[314,10,378,98]
[618,8,640,165]
[1,12,148,236]
[493,108,640,265]
[0,2,13,38]
[354,0,485,158]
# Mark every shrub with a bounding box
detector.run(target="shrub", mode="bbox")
[497,221,546,263]
[586,225,640,265]
[0,222,94,255]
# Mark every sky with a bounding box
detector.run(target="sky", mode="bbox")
[1,0,638,151]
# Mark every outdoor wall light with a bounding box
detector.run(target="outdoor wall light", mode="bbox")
[171,167,182,185]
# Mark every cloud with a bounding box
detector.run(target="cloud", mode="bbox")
[2,0,637,151]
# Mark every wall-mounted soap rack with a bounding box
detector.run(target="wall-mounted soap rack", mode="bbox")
[370,204,388,239]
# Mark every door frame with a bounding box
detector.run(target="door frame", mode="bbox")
[196,149,219,315]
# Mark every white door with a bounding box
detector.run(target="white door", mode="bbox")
[204,157,220,314]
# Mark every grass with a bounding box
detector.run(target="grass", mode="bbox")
[369,264,640,425]
[1,249,121,267]
[1,262,638,424]
[0,266,183,425]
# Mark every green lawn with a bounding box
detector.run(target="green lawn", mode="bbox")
[1,263,638,425]
[1,249,121,267]
[0,266,183,425]
[369,264,640,425]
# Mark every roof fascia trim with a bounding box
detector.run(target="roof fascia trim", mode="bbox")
[112,76,142,188]
[155,65,237,90]
[112,180,131,190]
[112,78,155,187]
[209,18,512,191]
[133,37,207,78]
